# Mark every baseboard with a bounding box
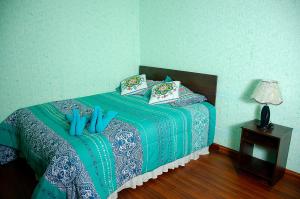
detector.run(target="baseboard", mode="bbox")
[209,143,238,158]
[209,143,300,179]
[285,168,300,178]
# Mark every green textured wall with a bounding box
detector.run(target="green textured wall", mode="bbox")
[1,0,299,173]
[140,0,300,172]
[0,0,139,120]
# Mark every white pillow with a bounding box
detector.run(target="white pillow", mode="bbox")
[149,81,180,105]
[120,74,148,95]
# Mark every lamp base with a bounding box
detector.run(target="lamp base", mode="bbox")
[257,104,271,129]
[257,122,273,130]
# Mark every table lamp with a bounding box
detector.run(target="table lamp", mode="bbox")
[251,80,283,129]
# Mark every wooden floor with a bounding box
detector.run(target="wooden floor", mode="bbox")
[1,151,299,199]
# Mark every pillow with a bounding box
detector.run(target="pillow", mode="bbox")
[120,74,148,95]
[178,84,194,95]
[170,85,207,106]
[140,75,175,98]
[163,75,207,106]
[134,80,163,96]
[169,93,207,107]
[139,76,172,97]
[164,75,173,82]
[149,81,180,105]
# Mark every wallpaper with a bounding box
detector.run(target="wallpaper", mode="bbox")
[140,0,300,172]
[0,0,140,120]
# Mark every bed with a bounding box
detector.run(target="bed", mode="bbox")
[0,66,217,199]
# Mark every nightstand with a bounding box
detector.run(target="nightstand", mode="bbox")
[239,119,292,185]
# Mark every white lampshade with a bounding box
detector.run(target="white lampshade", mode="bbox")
[251,80,283,105]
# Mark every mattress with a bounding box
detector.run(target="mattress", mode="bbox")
[0,91,216,199]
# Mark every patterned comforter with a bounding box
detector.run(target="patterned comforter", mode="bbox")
[0,91,215,199]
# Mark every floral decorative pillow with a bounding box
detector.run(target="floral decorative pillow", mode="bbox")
[149,81,180,105]
[120,74,148,95]
[134,80,163,96]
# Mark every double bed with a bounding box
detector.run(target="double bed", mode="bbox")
[0,66,217,199]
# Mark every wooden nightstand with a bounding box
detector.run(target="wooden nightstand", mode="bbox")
[239,119,292,185]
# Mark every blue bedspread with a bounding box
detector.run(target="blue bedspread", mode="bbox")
[0,91,215,198]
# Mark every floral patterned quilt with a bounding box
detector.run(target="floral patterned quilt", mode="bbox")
[0,91,215,199]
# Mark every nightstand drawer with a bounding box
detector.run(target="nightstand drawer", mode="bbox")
[241,130,279,148]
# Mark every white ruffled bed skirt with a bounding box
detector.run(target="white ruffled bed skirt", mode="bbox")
[108,147,210,199]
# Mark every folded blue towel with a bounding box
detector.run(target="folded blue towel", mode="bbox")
[76,116,87,136]
[68,109,78,136]
[66,106,118,135]
[66,109,87,136]
[88,106,101,133]
[95,109,103,133]
[66,112,90,122]
[87,106,118,134]
[96,111,118,133]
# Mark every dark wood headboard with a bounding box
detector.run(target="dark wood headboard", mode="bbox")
[139,66,218,105]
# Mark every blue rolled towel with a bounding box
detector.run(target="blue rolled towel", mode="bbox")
[66,109,87,136]
[88,106,101,133]
[69,109,79,136]
[96,111,118,133]
[86,106,118,134]
[66,112,90,122]
[76,116,87,136]
[95,109,104,133]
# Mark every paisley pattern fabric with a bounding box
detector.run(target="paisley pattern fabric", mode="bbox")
[149,81,180,104]
[168,85,207,107]
[120,74,147,95]
[183,104,210,151]
[170,93,207,107]
[53,99,143,188]
[5,108,99,199]
[178,84,194,96]
[103,119,142,187]
[4,109,20,126]
[46,147,99,199]
[53,99,93,116]
[0,91,215,199]
[0,145,17,165]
